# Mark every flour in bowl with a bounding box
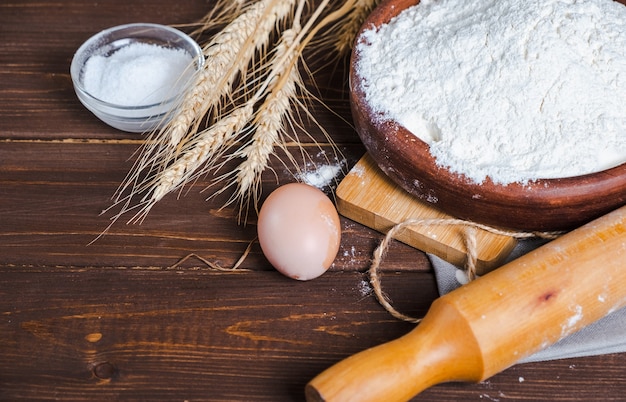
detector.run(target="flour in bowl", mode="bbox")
[355,0,626,184]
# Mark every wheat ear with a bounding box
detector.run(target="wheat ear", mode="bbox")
[169,0,297,153]
[334,0,380,56]
[113,0,296,194]
[302,0,378,66]
[100,0,374,236]
[217,0,344,215]
[110,0,296,213]
[116,103,256,224]
[121,4,313,224]
[229,28,303,213]
[189,0,249,34]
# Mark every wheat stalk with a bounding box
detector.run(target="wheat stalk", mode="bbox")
[227,28,302,216]
[189,0,249,33]
[115,2,308,223]
[173,0,297,150]
[146,104,256,220]
[300,0,380,69]
[112,0,297,204]
[213,0,344,217]
[333,0,379,56]
[101,104,254,228]
[100,0,371,236]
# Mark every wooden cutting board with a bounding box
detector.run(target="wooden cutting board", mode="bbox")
[336,154,517,274]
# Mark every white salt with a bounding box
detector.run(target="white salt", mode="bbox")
[356,0,626,184]
[82,42,194,106]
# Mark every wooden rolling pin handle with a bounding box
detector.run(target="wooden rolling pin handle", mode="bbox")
[305,297,484,402]
[306,205,626,402]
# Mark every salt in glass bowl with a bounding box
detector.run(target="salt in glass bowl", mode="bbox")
[350,0,626,232]
[70,23,204,133]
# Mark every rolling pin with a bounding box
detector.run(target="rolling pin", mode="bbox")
[306,204,626,402]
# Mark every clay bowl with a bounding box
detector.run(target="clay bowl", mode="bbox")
[350,0,626,232]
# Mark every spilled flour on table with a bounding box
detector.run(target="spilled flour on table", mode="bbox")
[299,152,346,189]
[561,305,584,338]
[301,164,342,188]
[358,279,373,298]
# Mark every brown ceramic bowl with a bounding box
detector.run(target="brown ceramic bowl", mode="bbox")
[350,0,626,232]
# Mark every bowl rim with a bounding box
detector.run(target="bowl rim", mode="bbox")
[70,22,204,111]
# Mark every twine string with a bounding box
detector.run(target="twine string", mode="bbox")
[463,225,478,281]
[169,238,256,271]
[368,218,562,323]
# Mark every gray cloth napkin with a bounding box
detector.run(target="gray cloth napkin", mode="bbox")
[429,239,626,363]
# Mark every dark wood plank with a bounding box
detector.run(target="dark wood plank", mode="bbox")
[1,140,408,270]
[0,267,435,401]
[2,266,625,401]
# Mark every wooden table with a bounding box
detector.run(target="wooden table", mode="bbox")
[1,1,624,400]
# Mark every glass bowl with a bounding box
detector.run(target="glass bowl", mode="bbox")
[70,23,204,133]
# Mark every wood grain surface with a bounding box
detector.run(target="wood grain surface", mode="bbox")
[1,1,625,401]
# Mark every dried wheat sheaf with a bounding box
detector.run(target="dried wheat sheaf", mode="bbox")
[101,0,380,233]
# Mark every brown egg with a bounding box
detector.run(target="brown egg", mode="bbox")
[257,183,341,280]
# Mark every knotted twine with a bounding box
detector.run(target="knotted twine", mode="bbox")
[368,218,562,324]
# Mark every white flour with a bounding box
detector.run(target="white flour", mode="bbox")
[301,164,342,188]
[356,0,626,184]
